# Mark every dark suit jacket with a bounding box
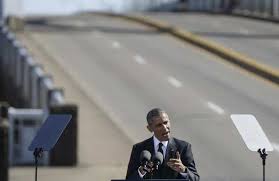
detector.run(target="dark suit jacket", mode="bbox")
[126,137,199,181]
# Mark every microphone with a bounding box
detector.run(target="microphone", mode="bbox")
[152,152,163,170]
[140,150,151,171]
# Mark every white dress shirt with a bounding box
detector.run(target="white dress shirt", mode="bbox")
[138,135,187,178]
[153,136,168,158]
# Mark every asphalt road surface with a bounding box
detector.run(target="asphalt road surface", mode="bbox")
[145,12,279,70]
[20,13,279,181]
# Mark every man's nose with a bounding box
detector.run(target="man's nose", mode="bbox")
[163,124,168,131]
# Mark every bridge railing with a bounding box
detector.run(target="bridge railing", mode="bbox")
[186,0,279,20]
[0,20,78,171]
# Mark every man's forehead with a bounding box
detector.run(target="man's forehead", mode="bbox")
[153,112,169,121]
[161,112,169,118]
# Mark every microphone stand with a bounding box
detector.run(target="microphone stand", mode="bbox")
[150,162,160,179]
[33,147,43,181]
[257,148,268,181]
[146,162,154,179]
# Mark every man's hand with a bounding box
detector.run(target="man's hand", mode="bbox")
[139,166,147,175]
[139,161,153,175]
[167,151,187,173]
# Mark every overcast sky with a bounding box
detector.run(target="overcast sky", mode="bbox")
[4,0,178,16]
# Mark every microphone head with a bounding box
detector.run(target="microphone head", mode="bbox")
[153,152,163,165]
[140,150,151,163]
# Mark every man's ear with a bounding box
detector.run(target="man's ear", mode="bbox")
[147,125,153,133]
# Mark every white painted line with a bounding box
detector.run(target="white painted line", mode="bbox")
[167,76,183,88]
[207,101,225,114]
[239,28,249,35]
[112,41,121,49]
[75,21,87,27]
[273,41,279,48]
[92,31,102,37]
[213,22,221,28]
[271,142,279,152]
[134,55,147,65]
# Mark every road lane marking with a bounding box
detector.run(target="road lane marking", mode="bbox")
[207,101,225,114]
[239,28,250,35]
[134,55,147,65]
[112,41,121,49]
[92,31,102,37]
[167,76,182,88]
[75,20,87,27]
[213,22,221,28]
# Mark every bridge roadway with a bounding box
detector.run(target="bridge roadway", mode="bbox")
[14,13,279,181]
[144,12,279,70]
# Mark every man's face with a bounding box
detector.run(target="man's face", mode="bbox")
[147,112,171,141]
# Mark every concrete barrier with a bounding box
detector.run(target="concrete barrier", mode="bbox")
[16,48,28,107]
[39,75,54,112]
[49,88,65,106]
[30,65,45,108]
[49,104,78,166]
[23,57,35,107]
[8,107,46,165]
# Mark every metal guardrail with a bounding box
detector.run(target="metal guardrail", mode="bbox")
[8,107,46,166]
[0,25,65,108]
[187,0,279,20]
[0,112,9,181]
[0,22,78,170]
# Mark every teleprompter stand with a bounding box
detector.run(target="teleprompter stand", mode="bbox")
[258,148,268,181]
[28,114,72,181]
[33,148,43,181]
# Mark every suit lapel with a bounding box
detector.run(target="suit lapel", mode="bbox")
[145,137,177,164]
[162,137,178,178]
[144,137,155,155]
[165,137,177,163]
[145,137,179,179]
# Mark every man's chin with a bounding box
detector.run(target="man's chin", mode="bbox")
[161,133,170,141]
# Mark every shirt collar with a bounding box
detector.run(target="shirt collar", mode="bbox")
[153,135,168,148]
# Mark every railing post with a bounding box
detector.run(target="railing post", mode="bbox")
[0,102,9,181]
[0,0,3,20]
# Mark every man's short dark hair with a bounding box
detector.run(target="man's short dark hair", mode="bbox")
[146,108,165,125]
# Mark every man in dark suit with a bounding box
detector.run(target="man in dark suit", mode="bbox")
[126,108,199,180]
